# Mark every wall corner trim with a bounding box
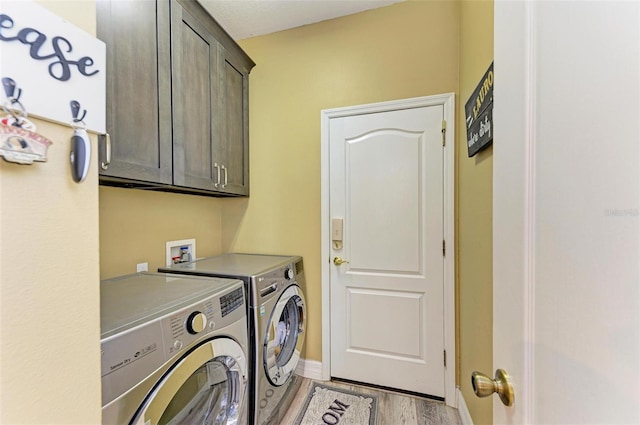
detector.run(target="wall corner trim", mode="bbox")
[457,387,475,425]
[296,358,324,380]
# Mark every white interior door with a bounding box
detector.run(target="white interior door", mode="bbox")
[493,2,640,423]
[326,100,446,397]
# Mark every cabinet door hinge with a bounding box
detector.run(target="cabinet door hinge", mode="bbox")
[441,120,447,147]
[442,239,446,257]
[444,350,447,367]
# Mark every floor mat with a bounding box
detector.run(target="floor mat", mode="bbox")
[294,382,377,425]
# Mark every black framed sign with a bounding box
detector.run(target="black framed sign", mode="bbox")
[465,62,493,157]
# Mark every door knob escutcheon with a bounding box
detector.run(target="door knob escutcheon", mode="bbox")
[471,369,514,406]
[333,257,349,266]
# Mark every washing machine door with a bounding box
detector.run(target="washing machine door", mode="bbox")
[263,284,306,386]
[131,337,247,425]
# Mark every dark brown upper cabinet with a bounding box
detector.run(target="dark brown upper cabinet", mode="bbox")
[97,0,254,196]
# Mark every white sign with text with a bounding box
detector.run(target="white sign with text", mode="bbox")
[0,0,105,133]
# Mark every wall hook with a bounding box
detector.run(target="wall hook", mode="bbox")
[1,77,30,129]
[2,77,21,102]
[70,100,87,124]
[68,100,90,183]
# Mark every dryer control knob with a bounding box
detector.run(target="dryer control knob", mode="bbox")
[186,311,207,334]
[284,268,294,280]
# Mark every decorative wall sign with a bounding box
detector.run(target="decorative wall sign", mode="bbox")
[465,62,493,157]
[0,76,53,164]
[0,123,52,164]
[0,0,105,133]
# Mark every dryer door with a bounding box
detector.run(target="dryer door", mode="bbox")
[263,285,307,386]
[131,337,247,425]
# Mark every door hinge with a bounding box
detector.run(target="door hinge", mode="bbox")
[441,120,447,147]
[444,350,447,367]
[442,239,446,257]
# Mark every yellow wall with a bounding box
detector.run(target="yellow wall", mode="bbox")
[458,1,494,424]
[0,2,101,423]
[97,2,494,424]
[99,187,223,278]
[0,1,492,423]
[229,0,460,367]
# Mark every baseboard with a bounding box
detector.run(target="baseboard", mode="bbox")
[456,387,474,425]
[296,358,323,380]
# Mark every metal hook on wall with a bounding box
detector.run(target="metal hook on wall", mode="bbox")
[70,100,87,126]
[2,77,22,103]
[0,77,51,164]
[1,77,33,131]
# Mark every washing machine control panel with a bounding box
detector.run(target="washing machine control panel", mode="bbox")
[257,264,295,300]
[220,286,244,317]
[284,267,294,280]
[186,311,208,334]
[160,286,246,358]
[163,300,214,356]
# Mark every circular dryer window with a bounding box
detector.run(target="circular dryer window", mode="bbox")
[133,338,247,425]
[159,355,242,425]
[264,285,306,386]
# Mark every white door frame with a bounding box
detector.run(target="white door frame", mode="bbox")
[493,2,534,421]
[320,93,456,406]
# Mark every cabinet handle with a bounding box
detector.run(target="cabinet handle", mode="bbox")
[100,133,111,170]
[221,165,228,189]
[213,163,220,188]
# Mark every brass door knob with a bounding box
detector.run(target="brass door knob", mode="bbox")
[471,369,514,406]
[333,257,349,266]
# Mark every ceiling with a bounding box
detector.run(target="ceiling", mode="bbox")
[198,0,405,40]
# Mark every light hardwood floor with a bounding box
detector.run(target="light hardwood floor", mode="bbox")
[279,378,462,425]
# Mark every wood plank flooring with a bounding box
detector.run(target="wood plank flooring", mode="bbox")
[279,378,462,425]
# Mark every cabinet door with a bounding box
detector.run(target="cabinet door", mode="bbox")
[220,55,250,195]
[96,0,172,184]
[171,1,221,192]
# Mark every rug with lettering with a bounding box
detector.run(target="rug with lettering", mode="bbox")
[293,383,378,425]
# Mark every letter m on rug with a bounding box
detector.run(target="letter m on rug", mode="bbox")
[322,399,350,424]
[330,399,349,415]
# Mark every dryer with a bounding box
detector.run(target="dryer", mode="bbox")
[160,254,307,425]
[100,272,249,425]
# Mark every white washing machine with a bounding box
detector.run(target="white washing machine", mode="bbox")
[160,254,307,425]
[100,272,249,425]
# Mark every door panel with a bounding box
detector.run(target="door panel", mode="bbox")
[182,28,212,177]
[493,1,640,422]
[329,105,445,397]
[221,59,249,195]
[172,4,219,190]
[348,288,424,358]
[348,130,422,273]
[97,0,172,184]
